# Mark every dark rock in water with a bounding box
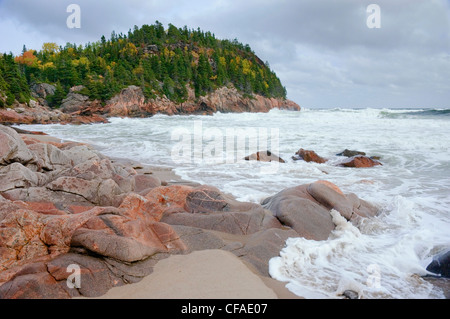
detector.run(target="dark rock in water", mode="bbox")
[342,290,359,299]
[244,150,285,163]
[426,250,450,278]
[336,149,366,157]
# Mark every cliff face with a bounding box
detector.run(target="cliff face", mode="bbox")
[105,85,300,118]
[0,85,300,125]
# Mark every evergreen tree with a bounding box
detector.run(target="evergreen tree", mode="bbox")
[0,21,288,109]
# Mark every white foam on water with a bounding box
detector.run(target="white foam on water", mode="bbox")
[269,206,446,299]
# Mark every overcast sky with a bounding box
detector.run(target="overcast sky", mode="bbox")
[0,0,449,108]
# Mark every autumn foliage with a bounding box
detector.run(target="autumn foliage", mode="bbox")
[1,22,287,108]
[14,50,39,67]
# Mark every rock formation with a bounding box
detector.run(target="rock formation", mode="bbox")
[0,124,380,299]
[0,84,300,126]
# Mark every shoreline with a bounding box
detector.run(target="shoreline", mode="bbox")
[2,125,447,299]
[12,128,302,299]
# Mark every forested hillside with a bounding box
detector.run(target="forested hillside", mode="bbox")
[0,22,287,108]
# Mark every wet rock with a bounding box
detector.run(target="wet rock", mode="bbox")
[342,290,359,299]
[244,150,286,163]
[262,185,335,240]
[339,155,382,168]
[426,250,450,278]
[336,149,366,157]
[262,180,379,240]
[307,181,353,220]
[232,228,300,276]
[293,148,327,164]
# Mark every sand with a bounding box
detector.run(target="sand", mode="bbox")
[88,250,284,299]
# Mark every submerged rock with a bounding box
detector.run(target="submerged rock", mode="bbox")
[244,150,286,163]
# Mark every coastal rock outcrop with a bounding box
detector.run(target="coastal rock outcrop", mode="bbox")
[104,85,300,118]
[0,125,36,166]
[30,83,56,106]
[261,180,379,240]
[1,83,300,126]
[0,125,381,299]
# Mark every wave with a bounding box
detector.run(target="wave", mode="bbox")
[379,108,450,119]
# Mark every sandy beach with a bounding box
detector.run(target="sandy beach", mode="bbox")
[87,249,298,299]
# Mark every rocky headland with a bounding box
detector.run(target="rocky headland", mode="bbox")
[0,84,300,126]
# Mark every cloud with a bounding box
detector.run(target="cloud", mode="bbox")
[0,0,449,108]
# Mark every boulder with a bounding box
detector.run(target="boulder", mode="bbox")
[60,93,89,113]
[0,269,71,299]
[244,150,285,163]
[307,181,353,220]
[30,83,56,100]
[336,149,366,157]
[161,185,282,235]
[262,181,379,240]
[46,176,102,205]
[62,145,102,166]
[339,155,382,168]
[0,109,34,125]
[0,163,39,192]
[426,250,450,278]
[3,186,94,211]
[0,125,36,166]
[69,158,115,181]
[132,174,161,194]
[28,143,72,171]
[69,192,186,263]
[105,85,149,117]
[232,228,300,276]
[293,148,327,164]
[162,209,278,236]
[262,186,335,241]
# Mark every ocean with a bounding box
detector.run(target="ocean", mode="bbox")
[19,107,450,299]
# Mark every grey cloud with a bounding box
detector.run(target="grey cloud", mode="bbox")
[0,0,449,108]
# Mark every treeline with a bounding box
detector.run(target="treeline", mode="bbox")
[0,22,287,108]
